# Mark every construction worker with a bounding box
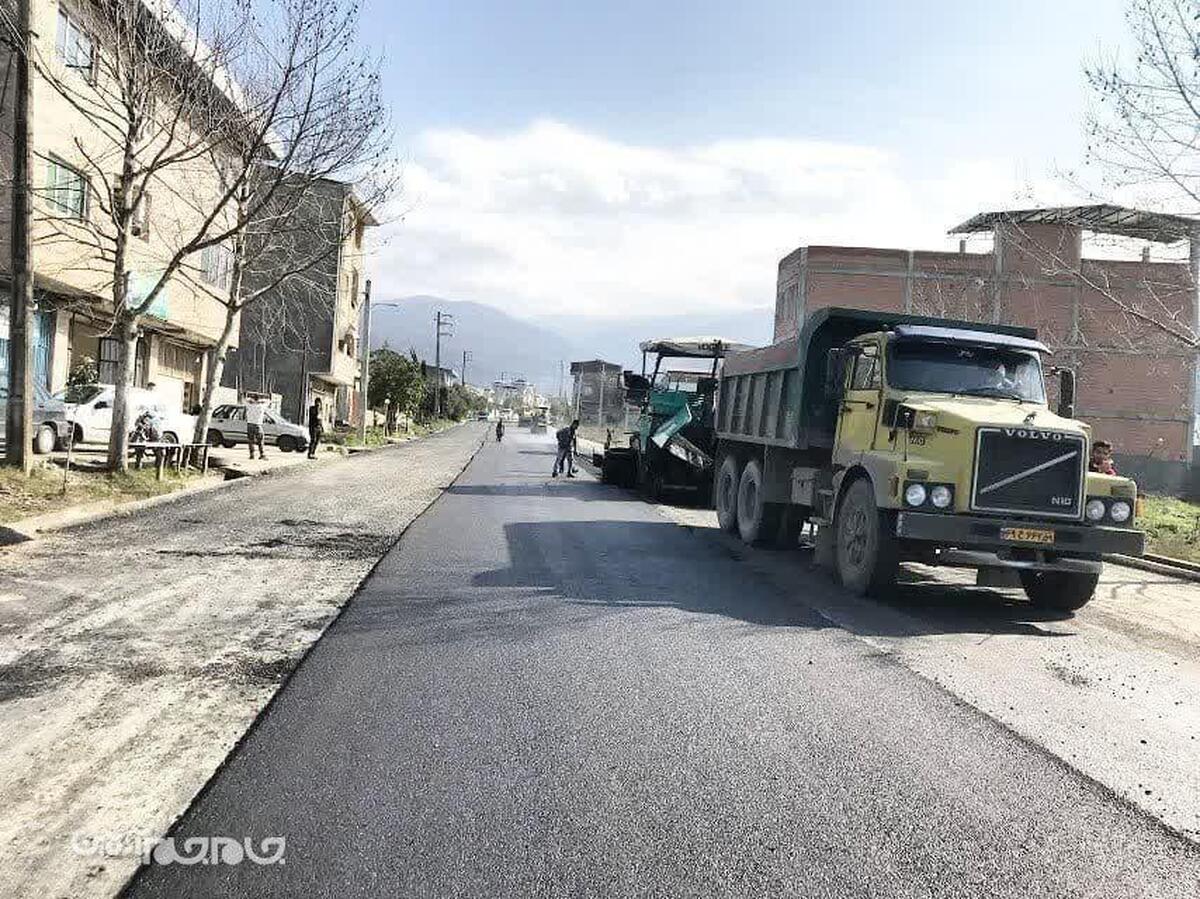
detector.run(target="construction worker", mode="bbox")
[552,419,579,478]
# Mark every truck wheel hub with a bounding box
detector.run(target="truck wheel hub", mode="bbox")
[843,508,868,566]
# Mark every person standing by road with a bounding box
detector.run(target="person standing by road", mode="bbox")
[552,419,579,478]
[245,394,268,460]
[307,397,324,460]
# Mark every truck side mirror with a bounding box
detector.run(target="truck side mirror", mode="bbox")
[1055,368,1076,419]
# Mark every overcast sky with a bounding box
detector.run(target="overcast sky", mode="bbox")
[360,0,1131,319]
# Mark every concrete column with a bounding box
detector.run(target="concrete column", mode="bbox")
[1190,229,1200,467]
[903,250,914,313]
[796,247,809,326]
[990,225,1005,324]
[48,310,71,392]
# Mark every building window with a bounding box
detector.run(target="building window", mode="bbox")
[46,159,88,218]
[56,7,95,78]
[200,244,234,292]
[98,336,120,384]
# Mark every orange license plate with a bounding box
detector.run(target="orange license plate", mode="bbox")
[1000,527,1055,545]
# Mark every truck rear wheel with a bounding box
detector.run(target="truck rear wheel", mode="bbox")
[1018,570,1098,612]
[834,479,898,596]
[736,459,781,545]
[715,454,741,533]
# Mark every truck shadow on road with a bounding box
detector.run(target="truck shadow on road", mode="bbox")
[446,483,624,501]
[471,519,829,629]
[465,517,1078,640]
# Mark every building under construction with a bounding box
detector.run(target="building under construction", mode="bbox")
[570,359,625,428]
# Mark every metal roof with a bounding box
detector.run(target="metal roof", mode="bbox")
[892,324,1049,354]
[638,337,756,358]
[949,204,1198,244]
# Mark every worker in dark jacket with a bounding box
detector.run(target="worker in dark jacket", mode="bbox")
[552,419,579,478]
[307,397,324,459]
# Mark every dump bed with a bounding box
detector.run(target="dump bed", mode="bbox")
[716,307,1036,450]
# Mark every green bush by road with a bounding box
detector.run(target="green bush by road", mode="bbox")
[1138,494,1200,563]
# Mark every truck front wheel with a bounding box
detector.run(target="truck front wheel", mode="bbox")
[1018,570,1098,612]
[715,454,741,533]
[834,479,899,596]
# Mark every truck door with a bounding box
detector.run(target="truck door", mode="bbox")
[834,341,882,464]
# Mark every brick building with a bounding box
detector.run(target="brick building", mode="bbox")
[774,205,1200,494]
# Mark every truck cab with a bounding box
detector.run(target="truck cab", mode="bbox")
[713,308,1144,613]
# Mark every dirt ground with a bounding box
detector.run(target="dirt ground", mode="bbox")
[0,424,485,899]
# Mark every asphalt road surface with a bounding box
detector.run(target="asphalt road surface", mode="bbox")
[124,428,1200,898]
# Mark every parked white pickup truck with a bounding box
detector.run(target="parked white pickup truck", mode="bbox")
[32,385,197,454]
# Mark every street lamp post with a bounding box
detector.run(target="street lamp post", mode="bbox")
[357,286,406,442]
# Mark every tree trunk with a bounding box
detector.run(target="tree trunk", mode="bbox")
[106,315,139,473]
[192,304,238,444]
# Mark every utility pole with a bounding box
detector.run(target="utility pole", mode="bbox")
[434,311,454,417]
[5,0,35,474]
[356,279,372,442]
[461,349,472,389]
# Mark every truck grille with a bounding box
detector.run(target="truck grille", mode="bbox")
[971,427,1085,519]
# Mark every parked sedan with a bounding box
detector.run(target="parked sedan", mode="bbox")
[207,404,309,453]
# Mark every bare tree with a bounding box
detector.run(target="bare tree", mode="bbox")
[187,0,397,446]
[1078,0,1200,348]
[26,0,392,471]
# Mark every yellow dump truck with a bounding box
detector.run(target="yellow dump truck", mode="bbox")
[713,307,1144,611]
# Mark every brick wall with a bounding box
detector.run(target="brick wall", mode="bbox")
[775,224,1198,487]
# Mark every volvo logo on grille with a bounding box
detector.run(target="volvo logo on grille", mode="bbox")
[1002,428,1066,441]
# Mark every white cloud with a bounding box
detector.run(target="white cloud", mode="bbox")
[369,120,1070,319]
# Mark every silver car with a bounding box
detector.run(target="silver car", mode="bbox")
[207,404,309,453]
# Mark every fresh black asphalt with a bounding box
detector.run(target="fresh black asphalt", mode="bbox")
[122,429,1200,898]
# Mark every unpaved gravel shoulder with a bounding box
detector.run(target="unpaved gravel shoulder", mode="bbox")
[0,423,486,899]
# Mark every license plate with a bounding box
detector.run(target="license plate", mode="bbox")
[1000,527,1055,545]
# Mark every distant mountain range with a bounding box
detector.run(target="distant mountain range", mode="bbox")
[369,295,775,393]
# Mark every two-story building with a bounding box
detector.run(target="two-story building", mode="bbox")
[226,176,376,427]
[0,1,244,415]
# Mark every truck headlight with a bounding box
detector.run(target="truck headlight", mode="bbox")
[904,483,927,507]
[1085,498,1106,522]
[930,484,953,509]
[1109,500,1132,523]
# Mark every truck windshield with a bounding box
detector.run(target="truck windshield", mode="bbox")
[53,384,104,405]
[886,340,1046,402]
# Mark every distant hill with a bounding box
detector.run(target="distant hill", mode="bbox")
[368,296,576,391]
[369,295,777,393]
[541,308,775,372]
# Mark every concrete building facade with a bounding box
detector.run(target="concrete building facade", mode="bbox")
[0,0,244,415]
[571,359,625,428]
[774,205,1200,493]
[227,178,376,428]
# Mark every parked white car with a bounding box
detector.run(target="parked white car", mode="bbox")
[32,385,197,454]
[206,403,310,453]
